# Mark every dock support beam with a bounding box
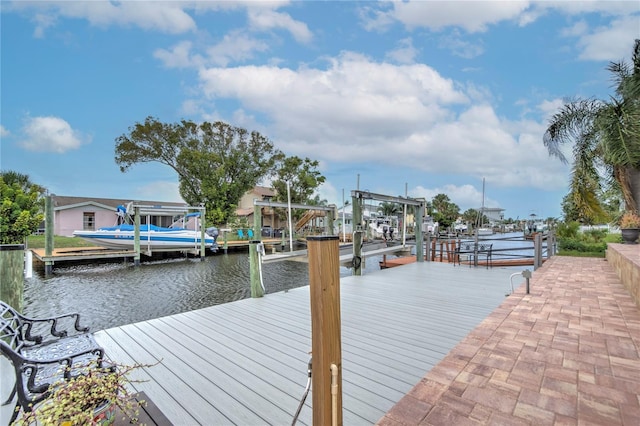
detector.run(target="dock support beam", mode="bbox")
[134,205,141,266]
[534,233,542,270]
[351,193,363,276]
[0,244,24,312]
[44,195,54,276]
[249,240,264,298]
[308,236,342,426]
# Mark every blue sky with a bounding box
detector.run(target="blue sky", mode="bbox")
[1,1,639,221]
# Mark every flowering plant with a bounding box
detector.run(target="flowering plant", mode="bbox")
[16,362,148,426]
[620,211,640,229]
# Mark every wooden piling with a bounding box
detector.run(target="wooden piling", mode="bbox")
[44,195,54,275]
[307,236,342,426]
[249,240,264,298]
[0,244,24,312]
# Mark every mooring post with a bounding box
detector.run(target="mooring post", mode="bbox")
[44,195,54,276]
[0,244,24,312]
[307,236,342,426]
[351,192,363,276]
[199,207,206,261]
[534,233,542,270]
[134,205,141,266]
[249,240,264,298]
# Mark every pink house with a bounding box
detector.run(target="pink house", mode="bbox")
[51,195,188,237]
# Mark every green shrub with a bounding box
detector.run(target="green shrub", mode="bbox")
[557,238,607,254]
[556,221,580,238]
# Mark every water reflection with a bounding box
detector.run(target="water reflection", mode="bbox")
[24,252,382,332]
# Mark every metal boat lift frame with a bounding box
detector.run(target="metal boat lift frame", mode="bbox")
[351,190,426,275]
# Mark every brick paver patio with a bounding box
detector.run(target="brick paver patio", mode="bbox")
[377,254,640,425]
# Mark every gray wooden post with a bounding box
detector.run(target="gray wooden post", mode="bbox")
[415,200,425,262]
[351,193,363,276]
[0,244,24,312]
[134,205,141,266]
[44,195,54,276]
[249,240,264,298]
[199,207,206,261]
[534,233,542,270]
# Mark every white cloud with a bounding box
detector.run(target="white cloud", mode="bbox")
[437,32,484,59]
[410,183,500,211]
[247,8,313,43]
[10,1,197,36]
[195,53,570,191]
[206,31,270,66]
[575,15,640,61]
[365,1,531,33]
[386,37,419,64]
[0,125,10,138]
[134,180,184,203]
[20,116,88,153]
[154,41,203,69]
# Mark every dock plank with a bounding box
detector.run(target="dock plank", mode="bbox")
[94,261,516,425]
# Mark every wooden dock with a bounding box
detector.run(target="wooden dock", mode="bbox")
[90,262,517,425]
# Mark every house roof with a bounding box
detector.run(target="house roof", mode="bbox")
[251,186,275,197]
[51,195,187,212]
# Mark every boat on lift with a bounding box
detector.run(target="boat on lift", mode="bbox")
[73,205,218,254]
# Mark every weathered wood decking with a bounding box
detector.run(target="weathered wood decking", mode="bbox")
[90,262,516,425]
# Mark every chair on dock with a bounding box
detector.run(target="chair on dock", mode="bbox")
[237,229,245,239]
[247,229,254,239]
[454,242,493,268]
[0,300,109,423]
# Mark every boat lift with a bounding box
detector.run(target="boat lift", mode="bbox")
[351,190,426,275]
[130,203,208,263]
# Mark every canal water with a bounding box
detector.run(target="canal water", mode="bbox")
[23,251,384,332]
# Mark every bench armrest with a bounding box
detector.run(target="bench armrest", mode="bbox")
[18,312,89,344]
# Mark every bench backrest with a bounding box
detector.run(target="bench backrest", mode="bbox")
[0,301,26,352]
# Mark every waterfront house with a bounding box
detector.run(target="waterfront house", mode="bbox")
[49,195,188,237]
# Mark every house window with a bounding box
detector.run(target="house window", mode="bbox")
[83,212,95,230]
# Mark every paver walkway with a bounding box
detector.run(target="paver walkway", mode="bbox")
[378,255,640,425]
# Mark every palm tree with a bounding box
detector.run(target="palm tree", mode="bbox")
[377,202,402,216]
[544,39,640,221]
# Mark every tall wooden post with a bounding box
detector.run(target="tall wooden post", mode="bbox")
[199,207,206,261]
[308,236,342,426]
[351,193,363,275]
[0,244,24,312]
[44,195,54,276]
[534,233,542,270]
[415,200,424,262]
[134,205,141,266]
[249,240,264,298]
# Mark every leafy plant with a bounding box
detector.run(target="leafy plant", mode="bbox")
[16,362,149,426]
[620,211,640,228]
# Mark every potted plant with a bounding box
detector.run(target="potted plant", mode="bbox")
[620,211,640,244]
[16,362,147,426]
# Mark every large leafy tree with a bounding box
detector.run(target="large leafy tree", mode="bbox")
[115,117,283,224]
[1,171,46,244]
[271,156,326,220]
[544,39,640,222]
[430,193,460,228]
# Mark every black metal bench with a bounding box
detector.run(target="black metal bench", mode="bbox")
[0,300,109,423]
[454,242,493,268]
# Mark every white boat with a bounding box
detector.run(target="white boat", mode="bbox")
[422,216,439,234]
[73,209,218,254]
[369,217,397,240]
[476,227,494,236]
